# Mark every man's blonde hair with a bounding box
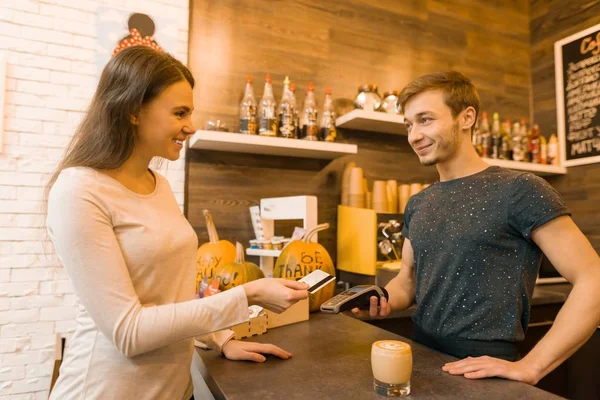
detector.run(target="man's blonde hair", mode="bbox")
[398,71,480,133]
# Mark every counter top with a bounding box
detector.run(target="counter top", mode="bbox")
[196,313,559,399]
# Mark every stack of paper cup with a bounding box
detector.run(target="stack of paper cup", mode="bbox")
[340,161,357,206]
[348,168,365,208]
[386,180,398,213]
[409,183,422,197]
[398,184,411,214]
[372,180,388,213]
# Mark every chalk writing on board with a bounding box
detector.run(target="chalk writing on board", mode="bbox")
[561,28,600,162]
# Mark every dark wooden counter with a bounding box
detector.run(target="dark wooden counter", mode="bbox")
[345,282,598,399]
[195,313,560,399]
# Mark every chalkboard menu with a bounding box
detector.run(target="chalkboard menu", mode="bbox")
[555,23,600,167]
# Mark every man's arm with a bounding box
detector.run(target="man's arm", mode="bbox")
[443,216,600,384]
[354,237,417,317]
[519,215,600,380]
[385,237,417,311]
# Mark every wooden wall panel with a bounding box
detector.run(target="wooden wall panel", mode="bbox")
[530,0,600,253]
[187,0,532,261]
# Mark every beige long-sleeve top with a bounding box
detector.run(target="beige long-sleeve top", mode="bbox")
[46,167,248,400]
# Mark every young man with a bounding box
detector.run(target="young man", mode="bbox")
[359,71,600,385]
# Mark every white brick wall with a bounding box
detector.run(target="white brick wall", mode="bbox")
[0,1,190,398]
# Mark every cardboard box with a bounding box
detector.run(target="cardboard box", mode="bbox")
[230,297,310,340]
[265,297,309,329]
[231,311,268,340]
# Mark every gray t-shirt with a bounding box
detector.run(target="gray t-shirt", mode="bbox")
[402,166,570,342]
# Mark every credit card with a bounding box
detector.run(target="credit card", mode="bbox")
[299,269,336,294]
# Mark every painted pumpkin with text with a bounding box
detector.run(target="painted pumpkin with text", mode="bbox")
[196,209,236,292]
[214,242,265,290]
[273,223,336,312]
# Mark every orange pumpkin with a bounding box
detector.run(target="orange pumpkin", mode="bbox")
[273,223,336,312]
[196,210,236,293]
[214,242,265,290]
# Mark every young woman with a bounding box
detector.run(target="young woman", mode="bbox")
[46,46,308,400]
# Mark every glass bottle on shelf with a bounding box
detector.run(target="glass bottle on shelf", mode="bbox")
[519,118,530,162]
[540,135,548,165]
[277,76,296,138]
[239,75,257,135]
[258,73,277,137]
[500,118,512,160]
[530,124,541,163]
[301,82,319,141]
[479,111,490,158]
[290,82,300,139]
[490,112,501,159]
[511,120,525,162]
[319,86,337,142]
[547,133,559,165]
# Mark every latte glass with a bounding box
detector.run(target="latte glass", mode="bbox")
[371,340,412,397]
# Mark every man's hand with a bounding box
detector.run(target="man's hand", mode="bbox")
[442,356,541,385]
[351,295,391,317]
[222,340,292,363]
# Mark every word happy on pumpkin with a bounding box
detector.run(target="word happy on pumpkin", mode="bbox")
[198,256,224,278]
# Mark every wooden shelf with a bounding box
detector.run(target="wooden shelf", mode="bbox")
[189,130,357,159]
[482,158,567,176]
[246,249,282,258]
[335,109,407,135]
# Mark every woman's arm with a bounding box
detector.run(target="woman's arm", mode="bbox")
[47,177,249,358]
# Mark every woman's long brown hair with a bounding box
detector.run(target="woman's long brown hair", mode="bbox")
[45,46,194,197]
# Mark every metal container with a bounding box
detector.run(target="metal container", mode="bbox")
[381,90,400,114]
[354,84,382,111]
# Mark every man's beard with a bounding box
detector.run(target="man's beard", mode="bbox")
[419,121,460,166]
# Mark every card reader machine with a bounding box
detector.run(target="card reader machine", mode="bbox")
[320,285,389,314]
